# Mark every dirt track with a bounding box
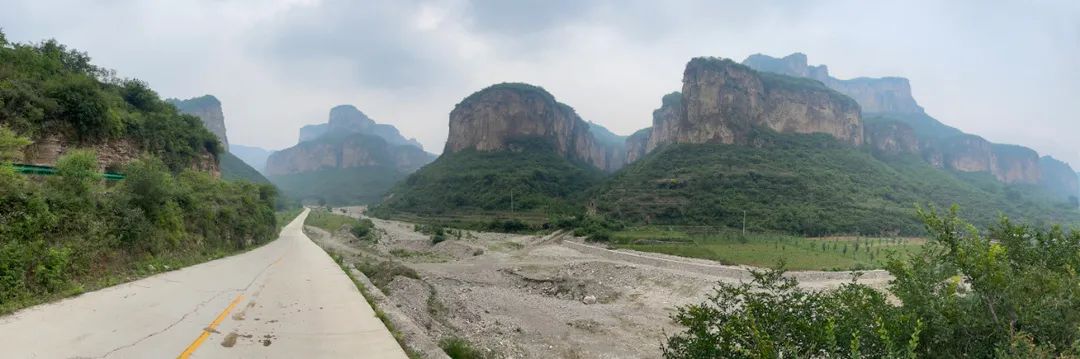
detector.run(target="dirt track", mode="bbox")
[311,207,892,358]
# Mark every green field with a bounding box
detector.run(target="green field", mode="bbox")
[304,208,360,232]
[609,227,924,271]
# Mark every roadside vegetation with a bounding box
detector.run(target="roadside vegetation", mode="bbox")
[0,131,280,313]
[664,206,1080,358]
[0,34,284,314]
[608,227,923,271]
[304,208,378,242]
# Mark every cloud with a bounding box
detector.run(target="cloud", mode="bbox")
[1,0,1078,168]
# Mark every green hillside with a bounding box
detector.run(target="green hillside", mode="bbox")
[374,137,605,217]
[220,152,270,184]
[0,32,282,312]
[593,129,1079,236]
[271,166,409,205]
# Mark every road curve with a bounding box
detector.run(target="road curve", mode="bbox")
[0,208,408,358]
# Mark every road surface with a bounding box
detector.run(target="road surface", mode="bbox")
[0,208,408,358]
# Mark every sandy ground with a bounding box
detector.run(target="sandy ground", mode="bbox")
[310,207,892,359]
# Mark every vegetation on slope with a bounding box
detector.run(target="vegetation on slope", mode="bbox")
[0,34,282,313]
[220,151,271,184]
[0,32,220,170]
[594,129,1079,236]
[271,166,410,206]
[375,136,605,218]
[663,207,1080,358]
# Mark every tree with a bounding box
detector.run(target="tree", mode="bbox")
[663,206,1080,358]
[0,125,31,162]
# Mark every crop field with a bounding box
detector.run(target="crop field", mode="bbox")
[610,226,925,271]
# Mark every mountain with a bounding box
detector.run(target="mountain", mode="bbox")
[267,105,435,205]
[298,105,423,149]
[646,57,862,153]
[593,56,1080,235]
[167,95,229,151]
[376,83,609,216]
[229,144,274,174]
[743,52,1077,198]
[168,95,269,184]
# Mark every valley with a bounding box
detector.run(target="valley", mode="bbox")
[310,207,892,358]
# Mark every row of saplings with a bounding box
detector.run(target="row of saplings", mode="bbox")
[662,206,1080,358]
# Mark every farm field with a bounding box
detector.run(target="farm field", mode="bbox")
[609,227,925,271]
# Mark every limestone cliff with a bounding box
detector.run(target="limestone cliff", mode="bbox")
[168,95,229,151]
[298,105,423,149]
[265,133,432,176]
[624,127,652,164]
[444,83,620,171]
[865,120,920,155]
[743,53,923,114]
[647,58,862,152]
[991,144,1040,184]
[1039,156,1079,199]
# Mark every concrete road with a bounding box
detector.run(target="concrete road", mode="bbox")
[0,208,408,358]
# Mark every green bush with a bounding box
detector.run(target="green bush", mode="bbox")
[350,218,376,242]
[439,336,485,359]
[662,206,1080,358]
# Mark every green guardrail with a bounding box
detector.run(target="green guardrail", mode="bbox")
[12,163,125,181]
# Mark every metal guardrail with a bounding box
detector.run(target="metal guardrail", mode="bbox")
[12,163,125,180]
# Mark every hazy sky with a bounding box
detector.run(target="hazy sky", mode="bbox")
[3,0,1079,166]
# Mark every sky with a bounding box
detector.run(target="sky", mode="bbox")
[2,0,1079,166]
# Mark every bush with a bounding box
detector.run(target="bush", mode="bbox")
[350,218,376,241]
[440,336,484,359]
[354,258,420,292]
[662,206,1080,358]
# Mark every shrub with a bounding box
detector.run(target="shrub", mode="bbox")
[440,336,484,359]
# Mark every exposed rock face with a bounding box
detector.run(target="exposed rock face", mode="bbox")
[624,128,652,164]
[865,120,920,155]
[444,83,620,171]
[991,144,1039,184]
[265,134,432,176]
[647,58,862,152]
[168,95,229,151]
[1039,156,1079,199]
[941,134,994,173]
[298,105,423,149]
[22,134,220,177]
[743,53,923,114]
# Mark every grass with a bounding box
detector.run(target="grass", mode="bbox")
[609,227,924,271]
[304,208,359,232]
[440,336,485,359]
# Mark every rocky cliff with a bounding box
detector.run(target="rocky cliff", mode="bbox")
[991,144,1040,184]
[168,95,229,151]
[298,105,423,149]
[444,83,621,171]
[1039,157,1079,199]
[624,128,652,164]
[646,58,862,152]
[265,133,432,176]
[743,53,924,114]
[267,105,434,176]
[864,120,920,155]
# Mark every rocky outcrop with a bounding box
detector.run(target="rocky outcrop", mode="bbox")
[266,133,432,176]
[268,105,434,176]
[991,144,1039,184]
[298,105,423,149]
[444,83,621,171]
[168,95,229,151]
[624,128,652,164]
[646,58,862,152]
[743,53,923,114]
[865,120,920,155]
[22,134,220,177]
[1039,156,1079,199]
[941,135,994,173]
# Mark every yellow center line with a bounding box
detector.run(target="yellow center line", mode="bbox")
[176,294,245,359]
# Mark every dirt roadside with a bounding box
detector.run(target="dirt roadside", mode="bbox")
[311,207,892,358]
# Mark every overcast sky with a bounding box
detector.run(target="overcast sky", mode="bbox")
[3,0,1079,165]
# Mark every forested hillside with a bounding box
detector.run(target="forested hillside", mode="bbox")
[0,33,283,312]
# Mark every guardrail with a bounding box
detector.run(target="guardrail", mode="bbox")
[12,163,125,180]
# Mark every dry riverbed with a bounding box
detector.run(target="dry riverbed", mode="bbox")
[308,207,889,358]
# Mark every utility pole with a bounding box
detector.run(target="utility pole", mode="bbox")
[742,210,747,236]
